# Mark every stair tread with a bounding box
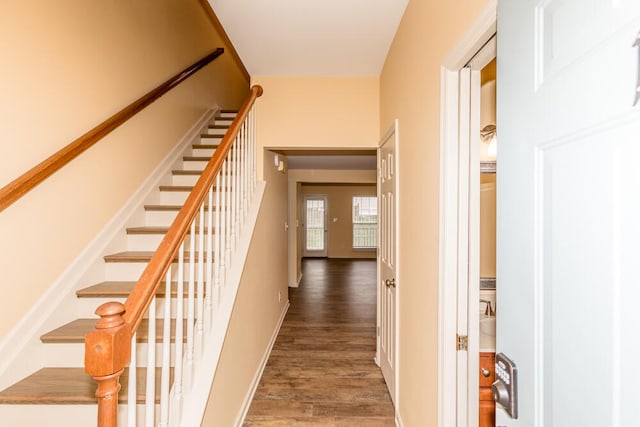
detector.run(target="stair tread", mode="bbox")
[127,226,212,234]
[0,367,171,404]
[41,318,186,343]
[220,109,238,114]
[182,156,212,161]
[144,205,225,212]
[159,185,229,192]
[192,144,219,149]
[104,251,210,262]
[76,281,192,298]
[172,170,203,176]
[158,185,194,192]
[144,204,216,211]
[208,124,229,129]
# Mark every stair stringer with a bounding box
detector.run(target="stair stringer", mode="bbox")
[176,181,266,427]
[0,107,219,391]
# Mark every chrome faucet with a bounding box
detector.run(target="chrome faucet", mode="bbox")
[480,299,495,316]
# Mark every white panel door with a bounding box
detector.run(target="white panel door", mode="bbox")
[378,122,398,405]
[497,1,640,425]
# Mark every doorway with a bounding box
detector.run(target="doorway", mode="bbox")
[437,2,497,426]
[303,195,328,257]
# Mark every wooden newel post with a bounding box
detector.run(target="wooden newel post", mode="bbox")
[85,301,132,427]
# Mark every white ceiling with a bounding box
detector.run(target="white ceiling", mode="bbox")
[210,0,409,76]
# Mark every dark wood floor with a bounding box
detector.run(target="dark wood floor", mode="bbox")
[243,258,395,426]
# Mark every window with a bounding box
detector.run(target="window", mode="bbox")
[352,196,377,249]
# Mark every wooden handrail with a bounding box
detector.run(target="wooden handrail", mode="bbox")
[0,48,225,213]
[84,84,263,426]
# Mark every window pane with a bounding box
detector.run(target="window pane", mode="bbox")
[306,199,325,251]
[353,196,377,248]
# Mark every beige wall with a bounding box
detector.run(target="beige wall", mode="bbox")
[251,76,380,179]
[0,1,248,340]
[202,150,289,425]
[379,0,491,425]
[287,169,377,286]
[300,184,377,259]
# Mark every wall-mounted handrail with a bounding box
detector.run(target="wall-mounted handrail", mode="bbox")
[0,48,225,213]
[85,84,263,426]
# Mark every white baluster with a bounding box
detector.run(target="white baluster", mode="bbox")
[205,186,213,329]
[196,203,205,357]
[214,173,221,301]
[231,139,237,252]
[225,153,232,275]
[170,243,185,425]
[220,161,227,286]
[185,221,196,390]
[145,298,156,427]
[128,332,137,427]
[251,106,257,192]
[239,123,245,227]
[244,118,249,214]
[159,268,172,427]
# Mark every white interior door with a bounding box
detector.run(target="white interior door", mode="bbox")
[303,196,327,257]
[377,121,398,405]
[498,2,640,425]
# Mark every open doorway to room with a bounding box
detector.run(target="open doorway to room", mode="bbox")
[280,150,377,287]
[437,2,496,426]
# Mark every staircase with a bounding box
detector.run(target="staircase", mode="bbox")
[0,108,258,426]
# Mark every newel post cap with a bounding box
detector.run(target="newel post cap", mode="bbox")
[84,302,132,377]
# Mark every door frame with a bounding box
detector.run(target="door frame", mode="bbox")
[376,120,400,414]
[302,195,329,257]
[437,1,496,426]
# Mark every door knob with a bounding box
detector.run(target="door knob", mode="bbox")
[385,278,396,288]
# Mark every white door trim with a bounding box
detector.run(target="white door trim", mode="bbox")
[437,2,496,427]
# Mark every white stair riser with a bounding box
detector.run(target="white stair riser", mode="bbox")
[105,261,216,282]
[214,119,233,126]
[192,147,216,157]
[160,191,190,205]
[44,342,184,367]
[76,297,211,321]
[199,135,223,144]
[219,112,236,118]
[0,404,166,427]
[0,405,98,427]
[145,210,179,227]
[127,230,218,252]
[172,173,200,186]
[206,128,227,136]
[182,159,209,171]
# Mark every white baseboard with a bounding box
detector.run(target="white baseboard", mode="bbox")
[289,271,302,288]
[0,107,218,390]
[396,412,404,427]
[234,300,289,427]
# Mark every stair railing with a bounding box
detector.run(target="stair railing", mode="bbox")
[0,48,224,213]
[85,85,264,426]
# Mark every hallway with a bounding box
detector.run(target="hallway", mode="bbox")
[243,258,395,426]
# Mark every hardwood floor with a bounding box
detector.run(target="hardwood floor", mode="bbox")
[243,258,395,426]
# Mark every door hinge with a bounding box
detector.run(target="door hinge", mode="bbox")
[457,334,468,351]
[377,326,380,337]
